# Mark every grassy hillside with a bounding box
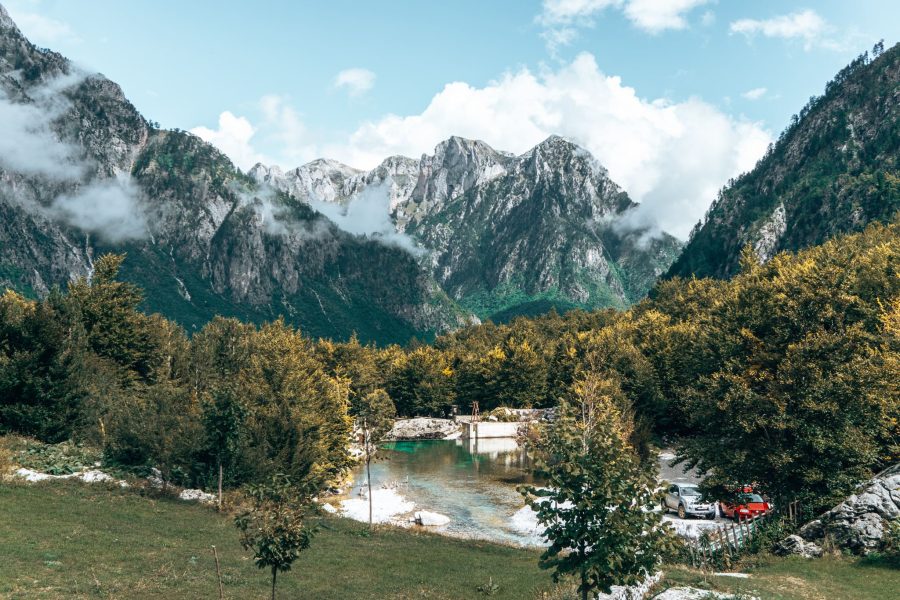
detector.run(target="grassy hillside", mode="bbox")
[2,480,898,599]
[0,481,549,600]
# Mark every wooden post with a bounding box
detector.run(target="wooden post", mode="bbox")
[717,529,728,564]
[212,545,224,600]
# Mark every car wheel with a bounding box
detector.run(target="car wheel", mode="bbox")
[678,505,686,519]
[706,512,715,520]
[734,512,741,523]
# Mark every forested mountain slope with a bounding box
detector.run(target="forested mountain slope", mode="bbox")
[667,42,899,280]
[253,136,682,321]
[0,5,468,344]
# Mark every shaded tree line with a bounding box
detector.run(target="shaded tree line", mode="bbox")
[2,221,898,515]
[0,254,353,494]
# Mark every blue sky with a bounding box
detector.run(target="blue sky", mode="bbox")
[4,0,897,237]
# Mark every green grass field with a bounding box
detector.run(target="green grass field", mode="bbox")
[1,480,897,599]
[0,481,549,599]
[658,557,899,599]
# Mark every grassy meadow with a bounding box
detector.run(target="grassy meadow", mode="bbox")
[2,478,898,599]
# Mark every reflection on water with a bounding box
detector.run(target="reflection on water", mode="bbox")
[349,438,541,545]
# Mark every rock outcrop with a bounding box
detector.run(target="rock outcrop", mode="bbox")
[773,534,824,558]
[791,464,900,555]
[386,418,460,440]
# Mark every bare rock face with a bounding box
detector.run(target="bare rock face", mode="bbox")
[752,202,787,262]
[386,418,460,440]
[252,135,682,320]
[794,464,900,555]
[774,534,824,558]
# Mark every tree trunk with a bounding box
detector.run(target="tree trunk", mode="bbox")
[271,566,277,600]
[366,454,373,529]
[217,460,223,511]
[581,567,588,600]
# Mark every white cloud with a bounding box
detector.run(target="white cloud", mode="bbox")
[334,68,376,96]
[622,0,713,33]
[729,9,836,51]
[329,54,769,239]
[0,86,85,180]
[195,54,771,240]
[741,87,767,100]
[191,96,319,171]
[540,26,579,56]
[258,94,315,166]
[309,181,423,254]
[5,3,81,45]
[191,111,266,171]
[0,73,150,241]
[537,0,711,48]
[50,173,147,242]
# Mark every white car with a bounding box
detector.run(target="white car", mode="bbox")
[662,483,716,519]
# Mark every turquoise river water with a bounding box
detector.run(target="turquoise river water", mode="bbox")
[347,437,542,546]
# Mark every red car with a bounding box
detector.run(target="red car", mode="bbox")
[719,489,771,521]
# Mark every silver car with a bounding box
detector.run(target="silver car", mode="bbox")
[663,483,716,519]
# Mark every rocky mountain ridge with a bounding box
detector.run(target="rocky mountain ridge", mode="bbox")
[251,135,682,318]
[0,4,680,341]
[0,5,468,344]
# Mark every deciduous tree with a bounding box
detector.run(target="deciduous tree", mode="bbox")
[520,373,674,600]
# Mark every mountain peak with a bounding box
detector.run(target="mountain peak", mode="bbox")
[430,136,505,162]
[520,135,610,180]
[526,135,584,156]
[295,157,362,175]
[0,4,16,31]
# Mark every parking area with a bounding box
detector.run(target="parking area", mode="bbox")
[657,450,730,538]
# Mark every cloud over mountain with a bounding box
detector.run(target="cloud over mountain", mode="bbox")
[197,53,770,239]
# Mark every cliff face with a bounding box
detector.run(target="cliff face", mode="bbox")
[667,43,900,280]
[253,135,681,321]
[0,7,468,344]
[0,5,682,340]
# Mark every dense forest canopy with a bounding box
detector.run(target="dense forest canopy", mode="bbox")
[1,220,897,512]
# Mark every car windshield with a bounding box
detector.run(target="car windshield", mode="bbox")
[740,493,765,503]
[681,486,701,496]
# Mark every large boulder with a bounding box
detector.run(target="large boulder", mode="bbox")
[794,464,900,554]
[386,418,460,440]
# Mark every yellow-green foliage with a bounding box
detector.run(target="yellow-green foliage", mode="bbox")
[1,221,898,508]
[0,257,353,494]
